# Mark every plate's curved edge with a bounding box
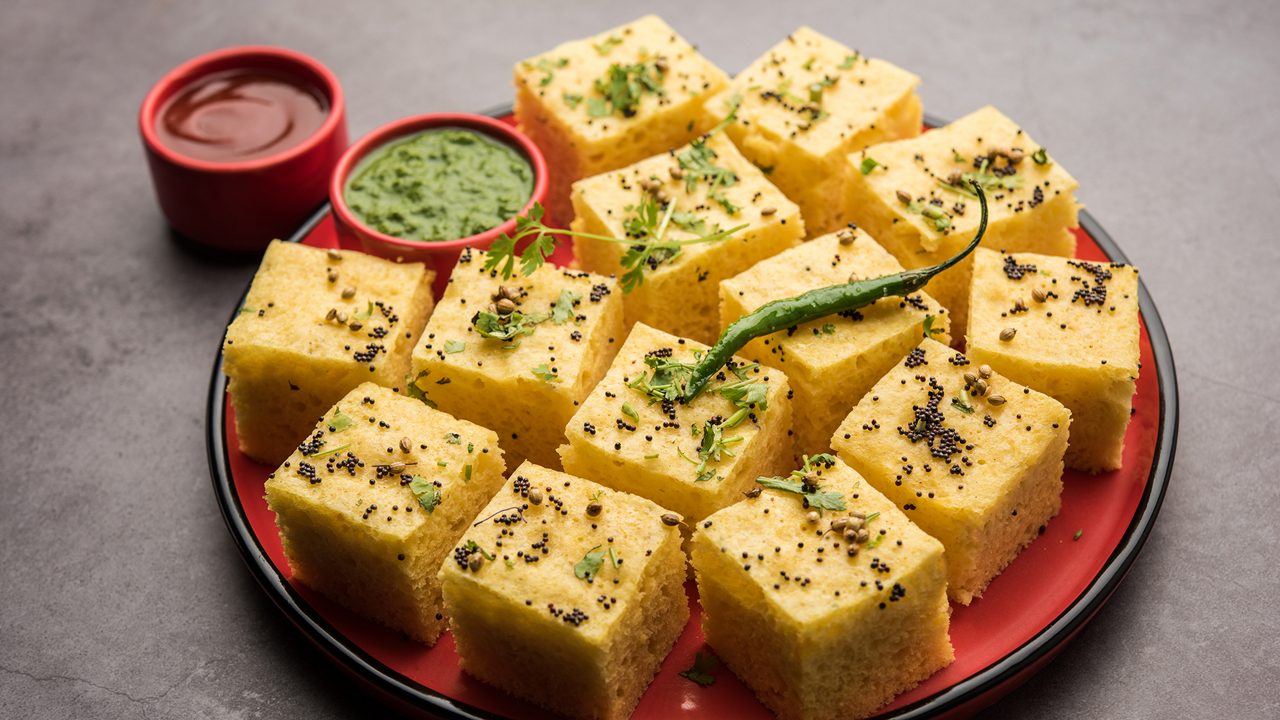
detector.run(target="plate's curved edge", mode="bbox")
[881,208,1180,718]
[206,107,1178,720]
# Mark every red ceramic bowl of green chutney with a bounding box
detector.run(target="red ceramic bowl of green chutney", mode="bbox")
[329,113,549,294]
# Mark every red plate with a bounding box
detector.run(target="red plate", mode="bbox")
[207,109,1178,719]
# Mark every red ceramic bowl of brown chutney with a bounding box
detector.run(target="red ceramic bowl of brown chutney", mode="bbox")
[139,46,348,253]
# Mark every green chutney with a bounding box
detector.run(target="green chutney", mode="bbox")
[344,128,533,241]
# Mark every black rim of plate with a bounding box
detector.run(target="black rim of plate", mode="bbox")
[206,107,1179,720]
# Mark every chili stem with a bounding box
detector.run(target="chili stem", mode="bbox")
[684,181,989,400]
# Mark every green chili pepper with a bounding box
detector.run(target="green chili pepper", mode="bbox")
[684,181,989,400]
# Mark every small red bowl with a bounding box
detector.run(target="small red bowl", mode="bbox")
[329,113,549,294]
[140,46,348,254]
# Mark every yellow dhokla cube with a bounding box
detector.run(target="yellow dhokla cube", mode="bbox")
[559,323,793,528]
[831,339,1070,604]
[223,241,435,465]
[692,455,952,720]
[704,27,922,236]
[264,383,505,643]
[967,249,1141,473]
[571,132,804,343]
[720,227,950,455]
[408,249,624,469]
[514,15,729,219]
[842,105,1081,335]
[439,461,687,720]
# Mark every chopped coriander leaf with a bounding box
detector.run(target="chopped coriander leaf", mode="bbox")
[808,76,836,103]
[592,35,623,56]
[562,92,583,109]
[837,52,861,70]
[627,353,699,403]
[590,61,666,118]
[465,539,495,561]
[409,476,441,513]
[574,545,606,580]
[621,403,639,423]
[709,190,739,215]
[531,364,560,383]
[717,376,769,414]
[472,308,549,341]
[670,211,709,236]
[921,205,952,231]
[586,97,609,118]
[443,340,465,354]
[308,443,350,459]
[922,314,942,339]
[532,56,568,87]
[677,138,738,193]
[939,157,1024,198]
[860,156,880,175]
[328,406,354,433]
[756,454,846,512]
[551,289,581,325]
[757,475,846,512]
[804,453,838,471]
[445,432,462,444]
[686,420,743,482]
[679,652,718,687]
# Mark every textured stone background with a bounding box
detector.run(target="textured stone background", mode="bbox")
[2,0,1277,717]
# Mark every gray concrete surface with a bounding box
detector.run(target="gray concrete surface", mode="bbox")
[1,0,1277,717]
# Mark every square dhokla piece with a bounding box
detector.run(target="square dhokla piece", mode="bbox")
[558,323,794,528]
[408,249,624,469]
[692,455,952,720]
[439,461,687,720]
[967,249,1141,473]
[571,132,804,343]
[720,227,951,455]
[830,339,1071,604]
[842,105,1081,336]
[223,241,435,465]
[703,27,922,236]
[514,14,730,219]
[264,383,506,644]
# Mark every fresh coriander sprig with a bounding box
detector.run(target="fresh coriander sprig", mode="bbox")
[482,201,746,292]
[685,420,743,483]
